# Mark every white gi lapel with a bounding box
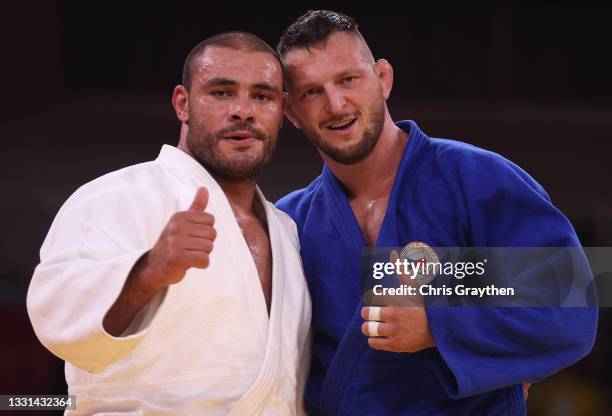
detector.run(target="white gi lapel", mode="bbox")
[205,183,271,344]
[228,188,283,415]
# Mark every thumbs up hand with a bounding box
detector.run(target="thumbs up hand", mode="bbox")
[137,187,217,291]
[188,187,209,212]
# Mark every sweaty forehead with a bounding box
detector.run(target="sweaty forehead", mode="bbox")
[193,46,282,88]
[283,32,371,87]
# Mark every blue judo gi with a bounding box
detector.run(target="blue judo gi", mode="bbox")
[277,120,597,415]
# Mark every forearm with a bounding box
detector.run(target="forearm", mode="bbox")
[103,252,163,336]
[28,247,155,372]
[426,306,597,398]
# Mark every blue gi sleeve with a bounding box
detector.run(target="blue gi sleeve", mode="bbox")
[425,142,598,398]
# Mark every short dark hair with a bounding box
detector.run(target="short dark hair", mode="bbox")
[182,31,280,90]
[277,10,359,58]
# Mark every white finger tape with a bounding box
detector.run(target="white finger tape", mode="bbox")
[369,306,382,322]
[368,320,380,337]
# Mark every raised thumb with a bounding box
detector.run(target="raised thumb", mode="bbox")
[188,187,209,211]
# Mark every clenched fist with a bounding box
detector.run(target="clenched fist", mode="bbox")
[139,187,217,291]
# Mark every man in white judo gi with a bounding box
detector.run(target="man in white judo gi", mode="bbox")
[27,32,311,415]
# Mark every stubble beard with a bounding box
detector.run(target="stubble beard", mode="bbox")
[305,95,385,165]
[186,113,278,181]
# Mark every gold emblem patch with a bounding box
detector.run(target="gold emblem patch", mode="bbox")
[396,241,439,285]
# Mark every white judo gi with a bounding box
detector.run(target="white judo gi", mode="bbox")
[27,145,312,415]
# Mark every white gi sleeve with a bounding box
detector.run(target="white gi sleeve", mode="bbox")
[27,185,166,373]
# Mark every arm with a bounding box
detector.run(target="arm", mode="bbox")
[28,186,215,371]
[423,147,598,397]
[102,252,160,337]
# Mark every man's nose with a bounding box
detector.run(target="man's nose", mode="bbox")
[230,93,254,122]
[324,88,347,115]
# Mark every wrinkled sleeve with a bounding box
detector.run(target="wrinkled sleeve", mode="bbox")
[27,185,166,373]
[425,146,598,398]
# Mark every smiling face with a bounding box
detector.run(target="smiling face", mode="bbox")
[175,46,284,180]
[283,31,389,165]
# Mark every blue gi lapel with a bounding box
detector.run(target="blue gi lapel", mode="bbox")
[319,121,424,415]
[318,165,369,415]
[321,163,366,254]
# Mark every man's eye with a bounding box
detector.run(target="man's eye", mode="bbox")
[343,76,357,84]
[212,90,229,97]
[254,93,271,101]
[303,88,321,97]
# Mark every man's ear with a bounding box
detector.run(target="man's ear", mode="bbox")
[172,85,189,123]
[284,97,302,130]
[375,59,394,101]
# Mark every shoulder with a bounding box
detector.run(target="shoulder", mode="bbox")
[55,160,176,221]
[40,160,176,255]
[430,136,510,170]
[427,137,547,197]
[72,160,170,202]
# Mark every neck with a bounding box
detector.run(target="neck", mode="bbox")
[213,175,259,215]
[323,111,408,200]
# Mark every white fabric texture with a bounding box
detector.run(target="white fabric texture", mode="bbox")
[27,145,312,415]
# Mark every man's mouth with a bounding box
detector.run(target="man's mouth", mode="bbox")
[326,118,357,131]
[223,131,259,141]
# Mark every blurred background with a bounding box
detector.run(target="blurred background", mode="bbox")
[1,1,610,415]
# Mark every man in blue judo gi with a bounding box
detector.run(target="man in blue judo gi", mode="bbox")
[275,10,598,415]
